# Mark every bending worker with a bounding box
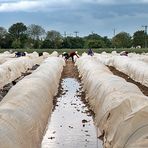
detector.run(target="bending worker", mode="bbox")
[62,52,69,61]
[69,51,79,62]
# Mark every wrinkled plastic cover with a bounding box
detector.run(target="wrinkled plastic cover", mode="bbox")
[76,55,148,148]
[0,52,46,89]
[0,57,65,148]
[95,54,148,87]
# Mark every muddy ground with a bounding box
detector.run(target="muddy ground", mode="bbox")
[62,61,79,79]
[42,60,101,148]
[53,61,94,117]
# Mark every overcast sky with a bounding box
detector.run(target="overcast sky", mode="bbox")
[0,0,148,37]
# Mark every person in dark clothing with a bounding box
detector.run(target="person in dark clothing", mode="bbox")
[15,51,21,57]
[21,52,26,56]
[15,52,26,57]
[69,51,79,62]
[87,48,94,56]
[62,52,69,61]
[39,52,43,56]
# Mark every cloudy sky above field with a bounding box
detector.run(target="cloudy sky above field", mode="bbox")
[0,0,148,37]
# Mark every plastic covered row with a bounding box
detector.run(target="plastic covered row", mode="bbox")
[76,54,148,148]
[94,54,148,87]
[0,55,41,89]
[0,57,65,148]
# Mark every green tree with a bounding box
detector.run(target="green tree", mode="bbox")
[12,39,21,49]
[112,32,132,48]
[102,36,112,48]
[8,22,27,48]
[62,37,72,48]
[1,34,13,49]
[9,22,27,39]
[84,33,105,48]
[27,24,45,40]
[45,30,63,49]
[0,27,7,39]
[0,27,7,48]
[62,37,84,49]
[27,24,45,48]
[132,30,146,48]
[84,33,102,40]
[86,39,105,48]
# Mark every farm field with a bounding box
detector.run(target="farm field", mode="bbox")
[42,61,103,148]
[0,51,148,148]
[1,0,148,147]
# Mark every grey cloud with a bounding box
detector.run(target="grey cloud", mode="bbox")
[1,0,148,38]
[1,0,148,13]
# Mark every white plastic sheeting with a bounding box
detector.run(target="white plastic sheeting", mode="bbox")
[94,53,113,66]
[31,51,58,65]
[0,52,15,64]
[128,52,148,63]
[0,57,12,64]
[0,55,44,89]
[49,51,59,57]
[95,54,148,87]
[76,55,148,148]
[42,52,50,58]
[0,51,15,58]
[25,51,39,59]
[26,51,58,65]
[0,57,65,148]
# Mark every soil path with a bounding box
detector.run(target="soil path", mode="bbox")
[62,61,79,78]
[42,61,102,148]
[108,66,148,96]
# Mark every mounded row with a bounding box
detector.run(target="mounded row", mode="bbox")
[94,53,148,87]
[0,51,58,89]
[0,56,65,148]
[76,54,148,148]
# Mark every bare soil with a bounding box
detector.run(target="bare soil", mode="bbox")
[42,65,101,147]
[62,61,79,79]
[108,66,148,96]
[53,61,95,117]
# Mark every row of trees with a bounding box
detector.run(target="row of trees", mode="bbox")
[112,31,148,48]
[0,22,147,49]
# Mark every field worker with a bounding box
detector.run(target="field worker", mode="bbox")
[120,51,128,56]
[69,51,79,62]
[15,51,21,57]
[39,52,43,56]
[15,51,26,57]
[87,48,94,56]
[62,52,69,61]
